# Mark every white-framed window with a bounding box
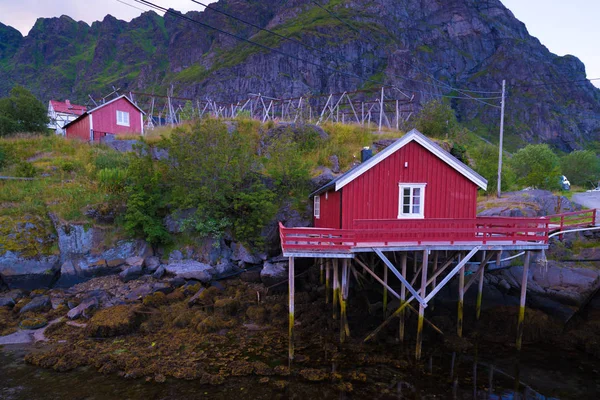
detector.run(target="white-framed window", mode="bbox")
[314,195,321,219]
[116,110,130,126]
[398,183,426,219]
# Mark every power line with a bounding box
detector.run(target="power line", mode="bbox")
[127,0,501,105]
[512,78,600,88]
[115,0,146,12]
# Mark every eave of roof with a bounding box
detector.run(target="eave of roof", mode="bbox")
[310,128,488,197]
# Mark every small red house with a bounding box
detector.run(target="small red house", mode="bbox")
[64,95,145,142]
[310,129,487,229]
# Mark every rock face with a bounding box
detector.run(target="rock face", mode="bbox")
[0,1,599,150]
[0,252,61,290]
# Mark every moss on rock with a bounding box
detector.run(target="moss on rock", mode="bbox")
[86,305,143,337]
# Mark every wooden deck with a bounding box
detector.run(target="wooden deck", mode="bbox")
[279,210,596,257]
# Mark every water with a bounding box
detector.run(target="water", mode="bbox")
[1,343,599,399]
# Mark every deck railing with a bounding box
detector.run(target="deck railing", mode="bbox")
[279,216,551,253]
[548,209,596,231]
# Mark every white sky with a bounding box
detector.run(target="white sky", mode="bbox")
[0,0,599,87]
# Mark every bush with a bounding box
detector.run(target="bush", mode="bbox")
[0,145,7,169]
[471,143,516,194]
[510,144,561,190]
[93,149,129,172]
[560,150,600,187]
[414,100,459,138]
[15,161,37,178]
[98,168,128,194]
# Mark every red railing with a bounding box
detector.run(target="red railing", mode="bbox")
[548,209,597,232]
[279,216,551,253]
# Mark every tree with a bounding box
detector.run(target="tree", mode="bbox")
[510,144,561,190]
[0,86,48,136]
[560,150,600,187]
[413,100,459,138]
[471,143,515,194]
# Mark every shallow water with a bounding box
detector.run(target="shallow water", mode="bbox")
[1,342,599,399]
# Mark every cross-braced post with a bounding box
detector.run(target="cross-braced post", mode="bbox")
[383,261,388,318]
[333,259,339,320]
[399,252,407,342]
[476,251,486,320]
[431,251,438,311]
[416,250,429,360]
[457,253,465,337]
[516,251,531,350]
[319,258,324,285]
[288,257,295,361]
[325,259,331,304]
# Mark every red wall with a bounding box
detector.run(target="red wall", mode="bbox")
[340,141,478,229]
[65,116,90,141]
[314,189,342,229]
[92,98,143,136]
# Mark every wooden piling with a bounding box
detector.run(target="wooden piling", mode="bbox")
[457,253,465,338]
[319,258,324,285]
[383,262,388,318]
[431,251,438,311]
[340,259,350,342]
[333,259,339,320]
[288,256,295,361]
[399,252,407,342]
[476,251,486,321]
[325,259,330,304]
[416,250,429,361]
[516,251,531,351]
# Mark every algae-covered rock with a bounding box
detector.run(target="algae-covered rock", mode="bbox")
[19,316,48,330]
[299,368,329,382]
[142,292,167,308]
[214,298,239,316]
[19,295,50,314]
[195,315,234,333]
[245,306,267,323]
[86,305,143,337]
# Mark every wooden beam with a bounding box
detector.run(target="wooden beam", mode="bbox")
[374,249,425,305]
[288,257,295,361]
[416,250,429,360]
[458,253,465,338]
[325,259,330,304]
[383,263,388,318]
[333,259,339,320]
[516,251,531,351]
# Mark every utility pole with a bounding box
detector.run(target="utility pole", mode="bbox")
[497,79,506,198]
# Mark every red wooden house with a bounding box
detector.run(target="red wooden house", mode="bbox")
[64,95,145,142]
[279,129,551,257]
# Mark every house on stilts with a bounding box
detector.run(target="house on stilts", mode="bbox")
[279,128,596,360]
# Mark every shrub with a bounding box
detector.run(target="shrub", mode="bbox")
[510,144,561,190]
[560,150,600,187]
[98,168,128,194]
[471,143,516,194]
[15,161,37,178]
[0,145,7,169]
[0,86,49,136]
[93,149,129,172]
[414,100,459,138]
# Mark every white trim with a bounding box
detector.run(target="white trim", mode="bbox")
[314,195,321,219]
[141,113,145,136]
[397,183,426,219]
[86,94,146,115]
[116,110,130,127]
[89,114,94,141]
[334,129,488,191]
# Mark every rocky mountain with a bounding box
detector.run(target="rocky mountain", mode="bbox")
[1,0,599,150]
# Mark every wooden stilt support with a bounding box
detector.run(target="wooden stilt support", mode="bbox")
[383,263,388,318]
[476,251,486,321]
[340,259,350,342]
[325,259,330,304]
[319,258,324,285]
[516,251,531,351]
[457,253,465,338]
[399,252,407,342]
[333,259,339,320]
[288,256,295,361]
[416,250,429,361]
[431,251,438,311]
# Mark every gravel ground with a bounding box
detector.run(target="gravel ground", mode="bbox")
[572,192,600,224]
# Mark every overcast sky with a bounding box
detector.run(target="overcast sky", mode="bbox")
[1,0,598,87]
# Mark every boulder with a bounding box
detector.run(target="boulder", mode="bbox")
[19,295,51,314]
[152,265,166,279]
[0,252,61,290]
[125,256,144,268]
[67,297,98,319]
[240,269,262,283]
[119,265,143,283]
[231,242,262,265]
[145,256,161,272]
[0,295,15,308]
[164,260,214,283]
[260,262,288,287]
